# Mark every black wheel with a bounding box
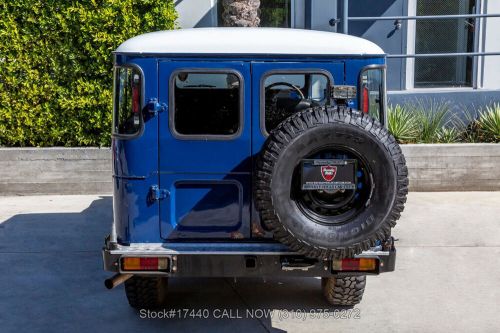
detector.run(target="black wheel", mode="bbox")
[322,276,366,306]
[254,106,408,259]
[124,276,168,309]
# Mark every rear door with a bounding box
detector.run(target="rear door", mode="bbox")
[158,61,251,240]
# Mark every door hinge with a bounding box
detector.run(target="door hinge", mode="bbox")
[147,98,167,116]
[149,185,169,201]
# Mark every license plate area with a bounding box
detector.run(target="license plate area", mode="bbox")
[301,159,357,190]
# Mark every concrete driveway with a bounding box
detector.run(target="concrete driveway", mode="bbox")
[0,192,499,333]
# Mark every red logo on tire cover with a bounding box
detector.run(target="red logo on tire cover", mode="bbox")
[321,165,337,182]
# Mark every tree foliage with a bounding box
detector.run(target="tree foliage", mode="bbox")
[0,0,177,146]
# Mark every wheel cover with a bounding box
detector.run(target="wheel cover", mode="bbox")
[292,146,373,225]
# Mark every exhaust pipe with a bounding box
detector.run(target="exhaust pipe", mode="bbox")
[105,273,133,289]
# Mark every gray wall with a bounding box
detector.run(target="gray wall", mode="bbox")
[402,144,500,191]
[175,0,217,28]
[1,146,499,195]
[0,148,111,195]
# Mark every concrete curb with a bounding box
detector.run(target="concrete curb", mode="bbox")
[0,144,499,195]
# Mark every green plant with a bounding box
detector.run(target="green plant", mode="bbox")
[389,100,500,144]
[452,105,481,143]
[411,99,451,143]
[436,126,461,143]
[0,1,177,147]
[477,103,500,142]
[387,104,419,143]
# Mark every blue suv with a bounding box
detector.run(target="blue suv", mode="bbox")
[103,28,408,308]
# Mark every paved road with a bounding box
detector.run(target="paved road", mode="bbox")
[0,193,499,333]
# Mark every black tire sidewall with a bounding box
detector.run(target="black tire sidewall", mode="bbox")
[270,122,397,248]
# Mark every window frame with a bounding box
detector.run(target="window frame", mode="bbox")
[260,69,334,137]
[169,68,245,141]
[358,64,387,126]
[405,0,482,90]
[112,64,145,139]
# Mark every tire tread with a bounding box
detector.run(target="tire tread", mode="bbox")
[322,276,366,306]
[124,276,168,309]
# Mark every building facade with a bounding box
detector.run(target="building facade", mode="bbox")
[175,0,500,110]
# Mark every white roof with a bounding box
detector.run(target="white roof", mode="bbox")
[115,28,385,56]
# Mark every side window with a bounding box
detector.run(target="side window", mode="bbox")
[359,67,385,122]
[113,67,142,135]
[172,72,241,137]
[263,73,329,133]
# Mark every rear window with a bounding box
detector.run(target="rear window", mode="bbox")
[263,73,330,133]
[359,67,385,122]
[113,67,142,135]
[172,71,241,137]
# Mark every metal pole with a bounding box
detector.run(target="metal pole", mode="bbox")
[104,273,133,289]
[480,0,489,88]
[305,0,311,29]
[348,13,500,21]
[343,0,349,34]
[387,52,500,58]
[472,1,482,89]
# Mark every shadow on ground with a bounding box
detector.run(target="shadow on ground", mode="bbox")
[0,196,339,333]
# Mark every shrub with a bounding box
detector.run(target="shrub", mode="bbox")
[0,1,177,147]
[477,103,500,142]
[387,104,419,143]
[451,105,481,143]
[388,100,500,144]
[436,127,461,143]
[388,100,453,144]
[412,99,451,143]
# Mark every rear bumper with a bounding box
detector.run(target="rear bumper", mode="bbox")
[102,239,396,278]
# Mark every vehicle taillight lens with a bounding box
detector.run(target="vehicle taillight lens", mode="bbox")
[362,86,369,114]
[121,257,169,271]
[332,258,377,271]
[132,74,141,114]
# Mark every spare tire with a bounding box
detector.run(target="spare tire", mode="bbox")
[254,106,408,259]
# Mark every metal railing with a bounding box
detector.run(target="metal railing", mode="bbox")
[340,0,500,89]
[347,13,500,22]
[341,0,500,58]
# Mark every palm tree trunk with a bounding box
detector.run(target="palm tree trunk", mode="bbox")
[221,0,260,27]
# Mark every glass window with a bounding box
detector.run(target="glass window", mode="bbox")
[414,0,476,87]
[359,67,385,121]
[173,72,241,136]
[113,67,142,135]
[218,0,291,27]
[260,0,291,27]
[264,73,329,132]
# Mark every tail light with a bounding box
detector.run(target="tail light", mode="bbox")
[332,258,377,271]
[132,74,141,114]
[121,257,170,271]
[362,86,369,114]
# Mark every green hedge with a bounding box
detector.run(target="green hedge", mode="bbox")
[0,1,177,147]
